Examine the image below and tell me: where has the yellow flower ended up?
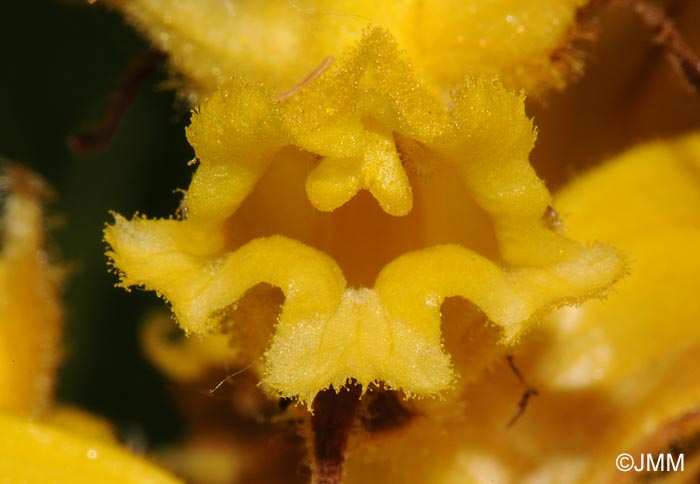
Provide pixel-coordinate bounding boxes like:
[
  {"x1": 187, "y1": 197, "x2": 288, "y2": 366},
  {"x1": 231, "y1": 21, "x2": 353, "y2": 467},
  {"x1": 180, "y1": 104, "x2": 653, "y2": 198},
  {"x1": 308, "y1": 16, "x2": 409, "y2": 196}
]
[
  {"x1": 107, "y1": 0, "x2": 592, "y2": 101},
  {"x1": 0, "y1": 166, "x2": 62, "y2": 417},
  {"x1": 342, "y1": 131, "x2": 700, "y2": 484},
  {"x1": 105, "y1": 28, "x2": 624, "y2": 405},
  {"x1": 0, "y1": 166, "x2": 185, "y2": 484},
  {"x1": 85, "y1": 1, "x2": 700, "y2": 483},
  {"x1": 0, "y1": 412, "x2": 185, "y2": 484}
]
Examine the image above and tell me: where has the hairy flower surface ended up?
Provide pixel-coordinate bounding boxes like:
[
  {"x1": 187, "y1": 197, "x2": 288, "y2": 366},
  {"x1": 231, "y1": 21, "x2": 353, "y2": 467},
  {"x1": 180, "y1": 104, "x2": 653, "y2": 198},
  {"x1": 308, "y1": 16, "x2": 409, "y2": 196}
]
[
  {"x1": 108, "y1": 0, "x2": 591, "y2": 101},
  {"x1": 0, "y1": 167, "x2": 185, "y2": 484},
  {"x1": 7, "y1": 1, "x2": 700, "y2": 483},
  {"x1": 0, "y1": 167, "x2": 62, "y2": 417},
  {"x1": 105, "y1": 29, "x2": 624, "y2": 405},
  {"x1": 341, "y1": 131, "x2": 700, "y2": 484}
]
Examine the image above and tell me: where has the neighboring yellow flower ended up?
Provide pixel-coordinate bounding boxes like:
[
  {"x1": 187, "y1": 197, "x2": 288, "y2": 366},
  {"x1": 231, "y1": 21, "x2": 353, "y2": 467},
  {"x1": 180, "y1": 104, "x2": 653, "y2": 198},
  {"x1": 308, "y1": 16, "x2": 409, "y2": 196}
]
[
  {"x1": 0, "y1": 167, "x2": 185, "y2": 484},
  {"x1": 341, "y1": 131, "x2": 700, "y2": 484},
  {"x1": 107, "y1": 0, "x2": 592, "y2": 101},
  {"x1": 105, "y1": 28, "x2": 624, "y2": 405},
  {"x1": 0, "y1": 412, "x2": 185, "y2": 484},
  {"x1": 537, "y1": 133, "x2": 700, "y2": 391},
  {"x1": 535, "y1": 132, "x2": 700, "y2": 484},
  {"x1": 0, "y1": 166, "x2": 62, "y2": 417}
]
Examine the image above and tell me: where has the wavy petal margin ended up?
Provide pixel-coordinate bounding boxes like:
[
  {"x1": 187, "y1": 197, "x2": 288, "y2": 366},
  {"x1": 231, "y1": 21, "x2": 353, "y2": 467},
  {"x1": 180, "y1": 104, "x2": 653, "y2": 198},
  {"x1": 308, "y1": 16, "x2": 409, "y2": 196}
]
[{"x1": 106, "y1": 30, "x2": 624, "y2": 405}]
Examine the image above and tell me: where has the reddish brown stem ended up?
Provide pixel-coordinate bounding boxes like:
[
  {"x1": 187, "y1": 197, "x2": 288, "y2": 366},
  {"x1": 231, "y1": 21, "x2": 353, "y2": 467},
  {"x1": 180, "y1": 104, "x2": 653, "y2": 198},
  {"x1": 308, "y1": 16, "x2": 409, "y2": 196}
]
[
  {"x1": 310, "y1": 384, "x2": 362, "y2": 484},
  {"x1": 68, "y1": 50, "x2": 165, "y2": 155},
  {"x1": 616, "y1": 0, "x2": 700, "y2": 92}
]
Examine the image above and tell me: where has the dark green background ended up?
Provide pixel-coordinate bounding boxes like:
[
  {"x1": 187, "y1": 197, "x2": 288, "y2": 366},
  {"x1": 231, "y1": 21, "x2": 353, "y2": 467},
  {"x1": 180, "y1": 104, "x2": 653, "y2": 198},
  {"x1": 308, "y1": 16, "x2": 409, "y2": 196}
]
[{"x1": 0, "y1": 0, "x2": 192, "y2": 443}]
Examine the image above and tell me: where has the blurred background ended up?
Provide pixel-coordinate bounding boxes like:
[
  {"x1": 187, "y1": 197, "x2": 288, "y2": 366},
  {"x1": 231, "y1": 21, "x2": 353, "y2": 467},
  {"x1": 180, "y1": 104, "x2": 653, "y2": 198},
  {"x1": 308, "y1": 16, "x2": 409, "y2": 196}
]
[{"x1": 0, "y1": 0, "x2": 192, "y2": 445}]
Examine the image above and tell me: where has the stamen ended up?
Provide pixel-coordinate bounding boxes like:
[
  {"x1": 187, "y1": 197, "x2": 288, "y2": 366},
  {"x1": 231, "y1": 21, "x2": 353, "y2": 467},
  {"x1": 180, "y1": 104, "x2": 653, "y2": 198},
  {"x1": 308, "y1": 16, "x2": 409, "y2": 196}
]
[
  {"x1": 208, "y1": 364, "x2": 253, "y2": 395},
  {"x1": 277, "y1": 56, "x2": 335, "y2": 101}
]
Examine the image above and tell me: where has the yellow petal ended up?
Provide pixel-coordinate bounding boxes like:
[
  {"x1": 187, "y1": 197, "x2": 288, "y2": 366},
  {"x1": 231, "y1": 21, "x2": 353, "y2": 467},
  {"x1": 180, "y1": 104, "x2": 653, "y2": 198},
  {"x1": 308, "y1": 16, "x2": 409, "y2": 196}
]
[
  {"x1": 344, "y1": 132, "x2": 700, "y2": 484},
  {"x1": 140, "y1": 311, "x2": 240, "y2": 382},
  {"x1": 555, "y1": 133, "x2": 700, "y2": 242},
  {"x1": 0, "y1": 166, "x2": 63, "y2": 417},
  {"x1": 44, "y1": 406, "x2": 118, "y2": 444},
  {"x1": 0, "y1": 412, "x2": 184, "y2": 484},
  {"x1": 537, "y1": 133, "x2": 700, "y2": 390},
  {"x1": 107, "y1": 0, "x2": 590, "y2": 100}
]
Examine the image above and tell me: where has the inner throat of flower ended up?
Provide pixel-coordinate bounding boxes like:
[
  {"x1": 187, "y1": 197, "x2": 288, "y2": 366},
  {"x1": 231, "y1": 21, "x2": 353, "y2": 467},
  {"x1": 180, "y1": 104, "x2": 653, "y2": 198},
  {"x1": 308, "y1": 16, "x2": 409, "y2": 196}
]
[{"x1": 223, "y1": 141, "x2": 499, "y2": 288}]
